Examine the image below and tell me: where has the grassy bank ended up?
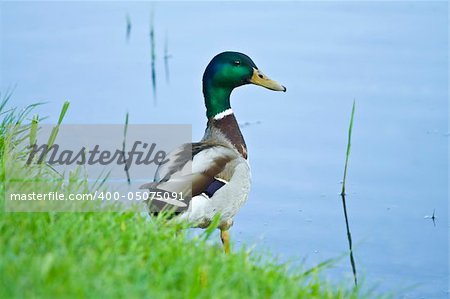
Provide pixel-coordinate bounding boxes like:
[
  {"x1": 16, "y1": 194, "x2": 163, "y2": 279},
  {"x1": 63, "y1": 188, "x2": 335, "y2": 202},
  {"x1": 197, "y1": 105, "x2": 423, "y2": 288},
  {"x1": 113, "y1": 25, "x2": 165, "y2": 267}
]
[{"x1": 0, "y1": 98, "x2": 375, "y2": 298}]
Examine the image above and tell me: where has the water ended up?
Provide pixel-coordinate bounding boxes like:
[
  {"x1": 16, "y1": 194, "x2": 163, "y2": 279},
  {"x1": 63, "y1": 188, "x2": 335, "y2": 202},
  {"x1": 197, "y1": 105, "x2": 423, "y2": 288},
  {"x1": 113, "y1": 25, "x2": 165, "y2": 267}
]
[{"x1": 1, "y1": 2, "x2": 448, "y2": 298}]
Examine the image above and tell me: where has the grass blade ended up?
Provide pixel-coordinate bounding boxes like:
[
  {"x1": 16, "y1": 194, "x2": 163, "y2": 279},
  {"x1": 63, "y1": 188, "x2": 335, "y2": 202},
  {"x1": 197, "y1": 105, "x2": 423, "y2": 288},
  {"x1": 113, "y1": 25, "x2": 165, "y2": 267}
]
[
  {"x1": 339, "y1": 100, "x2": 358, "y2": 286},
  {"x1": 122, "y1": 112, "x2": 131, "y2": 184},
  {"x1": 40, "y1": 101, "x2": 70, "y2": 167},
  {"x1": 341, "y1": 100, "x2": 355, "y2": 196},
  {"x1": 149, "y1": 10, "x2": 157, "y2": 104},
  {"x1": 29, "y1": 114, "x2": 39, "y2": 146}
]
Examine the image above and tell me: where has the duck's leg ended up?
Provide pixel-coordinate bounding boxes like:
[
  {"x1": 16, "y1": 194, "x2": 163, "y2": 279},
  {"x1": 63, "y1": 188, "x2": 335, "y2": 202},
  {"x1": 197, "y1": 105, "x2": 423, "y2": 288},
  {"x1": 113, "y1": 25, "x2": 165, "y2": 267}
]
[{"x1": 220, "y1": 229, "x2": 230, "y2": 254}]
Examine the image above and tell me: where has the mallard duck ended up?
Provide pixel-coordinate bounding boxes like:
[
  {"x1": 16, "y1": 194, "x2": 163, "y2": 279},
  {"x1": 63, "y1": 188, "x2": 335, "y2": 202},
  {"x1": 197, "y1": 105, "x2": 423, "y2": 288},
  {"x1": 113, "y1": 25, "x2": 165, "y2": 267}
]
[{"x1": 141, "y1": 51, "x2": 285, "y2": 253}]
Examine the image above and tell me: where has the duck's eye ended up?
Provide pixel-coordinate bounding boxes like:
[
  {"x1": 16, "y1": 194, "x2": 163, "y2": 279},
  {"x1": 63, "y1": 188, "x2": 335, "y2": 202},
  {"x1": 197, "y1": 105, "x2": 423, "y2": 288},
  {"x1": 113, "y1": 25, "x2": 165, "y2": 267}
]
[{"x1": 233, "y1": 60, "x2": 241, "y2": 66}]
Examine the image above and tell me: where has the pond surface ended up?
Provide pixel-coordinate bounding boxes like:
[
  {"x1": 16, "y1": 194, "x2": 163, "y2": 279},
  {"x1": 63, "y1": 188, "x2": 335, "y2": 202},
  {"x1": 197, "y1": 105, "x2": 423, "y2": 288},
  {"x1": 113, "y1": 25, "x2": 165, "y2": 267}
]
[{"x1": 1, "y1": 2, "x2": 448, "y2": 298}]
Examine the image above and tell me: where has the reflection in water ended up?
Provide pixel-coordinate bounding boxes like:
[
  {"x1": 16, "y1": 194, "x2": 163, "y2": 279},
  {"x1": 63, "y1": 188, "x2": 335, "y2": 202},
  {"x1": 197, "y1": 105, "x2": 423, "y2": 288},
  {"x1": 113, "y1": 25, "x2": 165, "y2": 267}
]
[
  {"x1": 149, "y1": 12, "x2": 157, "y2": 105},
  {"x1": 341, "y1": 193, "x2": 358, "y2": 286},
  {"x1": 239, "y1": 120, "x2": 262, "y2": 128},
  {"x1": 424, "y1": 209, "x2": 437, "y2": 227},
  {"x1": 125, "y1": 14, "x2": 131, "y2": 42},
  {"x1": 164, "y1": 31, "x2": 172, "y2": 84}
]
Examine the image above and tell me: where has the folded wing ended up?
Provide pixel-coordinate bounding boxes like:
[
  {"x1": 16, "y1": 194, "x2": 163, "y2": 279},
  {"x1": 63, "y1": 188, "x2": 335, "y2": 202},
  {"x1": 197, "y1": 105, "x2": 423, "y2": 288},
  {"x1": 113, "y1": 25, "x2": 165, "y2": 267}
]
[{"x1": 140, "y1": 141, "x2": 237, "y2": 213}]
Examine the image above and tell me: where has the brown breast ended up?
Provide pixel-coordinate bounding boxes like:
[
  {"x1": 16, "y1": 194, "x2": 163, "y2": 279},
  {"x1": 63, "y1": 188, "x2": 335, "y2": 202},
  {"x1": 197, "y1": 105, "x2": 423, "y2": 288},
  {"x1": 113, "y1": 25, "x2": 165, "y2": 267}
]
[{"x1": 207, "y1": 114, "x2": 248, "y2": 159}]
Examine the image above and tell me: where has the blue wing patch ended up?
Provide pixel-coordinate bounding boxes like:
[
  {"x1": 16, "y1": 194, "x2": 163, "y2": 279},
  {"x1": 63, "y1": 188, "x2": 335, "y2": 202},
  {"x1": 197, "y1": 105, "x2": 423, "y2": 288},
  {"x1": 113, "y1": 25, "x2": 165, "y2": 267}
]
[{"x1": 203, "y1": 179, "x2": 226, "y2": 198}]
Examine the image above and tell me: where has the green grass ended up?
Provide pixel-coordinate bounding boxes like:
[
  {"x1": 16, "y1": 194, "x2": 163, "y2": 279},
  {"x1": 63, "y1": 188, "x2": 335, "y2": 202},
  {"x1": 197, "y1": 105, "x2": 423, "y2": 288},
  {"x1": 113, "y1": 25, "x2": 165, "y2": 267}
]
[
  {"x1": 341, "y1": 100, "x2": 356, "y2": 196},
  {"x1": 339, "y1": 100, "x2": 358, "y2": 286},
  {"x1": 0, "y1": 211, "x2": 371, "y2": 299},
  {"x1": 0, "y1": 97, "x2": 380, "y2": 298}
]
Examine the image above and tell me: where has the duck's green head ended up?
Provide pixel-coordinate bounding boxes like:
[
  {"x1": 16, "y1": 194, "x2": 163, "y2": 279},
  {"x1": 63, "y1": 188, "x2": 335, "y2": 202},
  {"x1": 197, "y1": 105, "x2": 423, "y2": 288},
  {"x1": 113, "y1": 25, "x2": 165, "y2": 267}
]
[{"x1": 203, "y1": 51, "x2": 286, "y2": 119}]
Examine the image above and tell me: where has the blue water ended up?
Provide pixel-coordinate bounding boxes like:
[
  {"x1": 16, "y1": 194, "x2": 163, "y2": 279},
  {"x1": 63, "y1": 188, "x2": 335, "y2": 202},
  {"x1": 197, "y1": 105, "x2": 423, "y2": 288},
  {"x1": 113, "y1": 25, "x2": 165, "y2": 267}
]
[{"x1": 1, "y1": 2, "x2": 448, "y2": 298}]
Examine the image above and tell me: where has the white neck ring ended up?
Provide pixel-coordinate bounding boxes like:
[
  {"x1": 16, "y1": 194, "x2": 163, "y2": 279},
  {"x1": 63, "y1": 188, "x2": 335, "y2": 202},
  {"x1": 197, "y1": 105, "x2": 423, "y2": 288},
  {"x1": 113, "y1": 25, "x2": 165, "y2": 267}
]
[{"x1": 213, "y1": 108, "x2": 233, "y2": 120}]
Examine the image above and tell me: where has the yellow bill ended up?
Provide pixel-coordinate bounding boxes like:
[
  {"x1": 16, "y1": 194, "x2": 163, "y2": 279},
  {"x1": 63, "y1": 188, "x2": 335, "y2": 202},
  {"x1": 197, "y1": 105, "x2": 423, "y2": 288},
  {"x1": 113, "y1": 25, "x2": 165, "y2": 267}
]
[{"x1": 249, "y1": 67, "x2": 286, "y2": 92}]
